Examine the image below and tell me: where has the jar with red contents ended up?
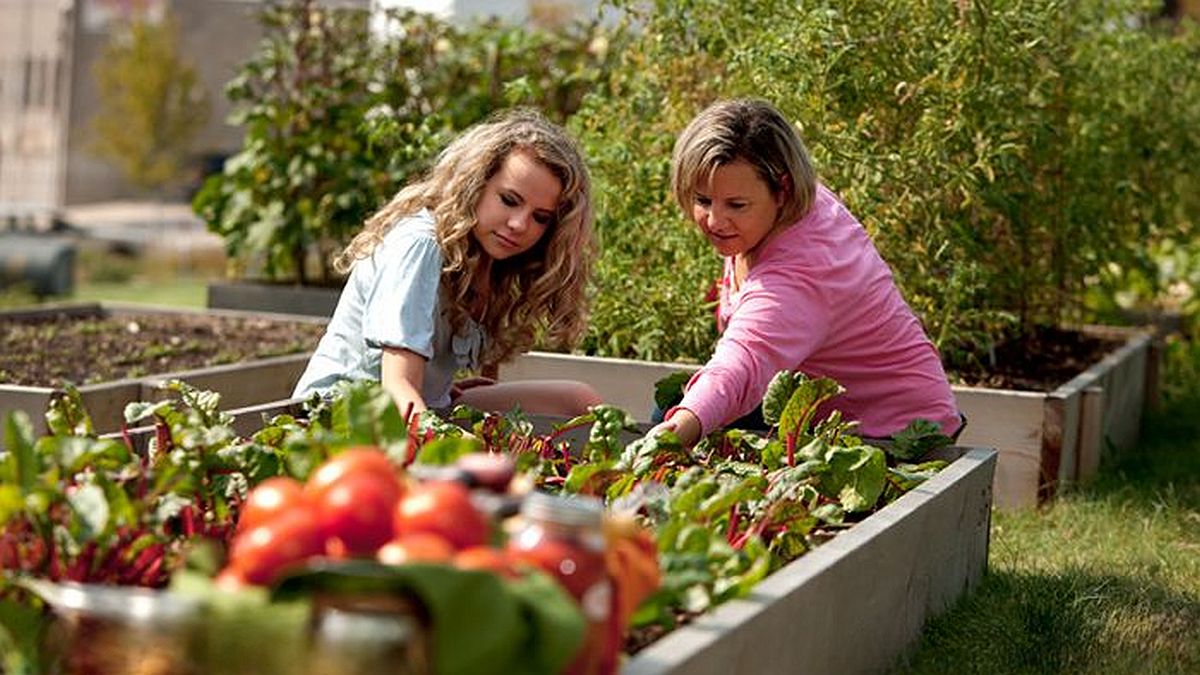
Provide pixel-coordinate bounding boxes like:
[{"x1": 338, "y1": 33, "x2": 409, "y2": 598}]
[{"x1": 506, "y1": 492, "x2": 612, "y2": 675}]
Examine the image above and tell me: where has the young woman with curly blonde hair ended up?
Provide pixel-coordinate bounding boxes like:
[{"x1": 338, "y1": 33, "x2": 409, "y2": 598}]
[{"x1": 294, "y1": 108, "x2": 601, "y2": 417}]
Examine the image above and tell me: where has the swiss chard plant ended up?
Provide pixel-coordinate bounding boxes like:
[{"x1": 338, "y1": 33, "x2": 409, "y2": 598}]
[{"x1": 0, "y1": 371, "x2": 952, "y2": 662}]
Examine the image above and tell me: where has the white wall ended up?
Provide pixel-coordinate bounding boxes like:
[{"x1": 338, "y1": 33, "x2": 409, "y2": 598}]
[
  {"x1": 0, "y1": 0, "x2": 72, "y2": 214},
  {"x1": 373, "y1": 0, "x2": 604, "y2": 24}
]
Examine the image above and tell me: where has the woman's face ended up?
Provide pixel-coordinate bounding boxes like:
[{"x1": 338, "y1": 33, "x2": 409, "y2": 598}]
[
  {"x1": 473, "y1": 150, "x2": 562, "y2": 261},
  {"x1": 690, "y1": 159, "x2": 783, "y2": 258}
]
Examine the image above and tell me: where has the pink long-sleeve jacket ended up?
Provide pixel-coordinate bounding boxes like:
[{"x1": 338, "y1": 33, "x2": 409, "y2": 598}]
[{"x1": 675, "y1": 183, "x2": 961, "y2": 439}]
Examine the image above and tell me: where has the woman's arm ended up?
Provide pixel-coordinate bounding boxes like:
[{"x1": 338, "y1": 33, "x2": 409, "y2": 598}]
[
  {"x1": 381, "y1": 346, "x2": 429, "y2": 416},
  {"x1": 676, "y1": 270, "x2": 830, "y2": 441}
]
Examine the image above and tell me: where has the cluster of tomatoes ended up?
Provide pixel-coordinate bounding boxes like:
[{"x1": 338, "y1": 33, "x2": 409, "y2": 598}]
[{"x1": 218, "y1": 446, "x2": 516, "y2": 587}]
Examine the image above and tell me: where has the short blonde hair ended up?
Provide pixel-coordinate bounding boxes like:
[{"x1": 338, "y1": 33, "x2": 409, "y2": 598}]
[
  {"x1": 339, "y1": 108, "x2": 595, "y2": 366},
  {"x1": 671, "y1": 99, "x2": 817, "y2": 227}
]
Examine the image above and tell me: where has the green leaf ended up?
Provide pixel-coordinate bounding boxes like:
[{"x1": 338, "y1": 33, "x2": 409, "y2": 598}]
[
  {"x1": 562, "y1": 459, "x2": 616, "y2": 494},
  {"x1": 44, "y1": 385, "x2": 94, "y2": 437},
  {"x1": 761, "y1": 370, "x2": 804, "y2": 426},
  {"x1": 584, "y1": 405, "x2": 638, "y2": 461},
  {"x1": 765, "y1": 460, "x2": 829, "y2": 503},
  {"x1": 669, "y1": 478, "x2": 718, "y2": 516},
  {"x1": 0, "y1": 485, "x2": 23, "y2": 525},
  {"x1": 888, "y1": 460, "x2": 949, "y2": 492},
  {"x1": 66, "y1": 483, "x2": 109, "y2": 539},
  {"x1": 415, "y1": 437, "x2": 482, "y2": 466},
  {"x1": 821, "y1": 445, "x2": 888, "y2": 513},
  {"x1": 124, "y1": 400, "x2": 172, "y2": 425},
  {"x1": 3, "y1": 412, "x2": 38, "y2": 493},
  {"x1": 653, "y1": 371, "x2": 691, "y2": 411},
  {"x1": 778, "y1": 377, "x2": 845, "y2": 441},
  {"x1": 812, "y1": 502, "x2": 845, "y2": 525},
  {"x1": 47, "y1": 437, "x2": 132, "y2": 474},
  {"x1": 697, "y1": 475, "x2": 767, "y2": 520},
  {"x1": 0, "y1": 598, "x2": 48, "y2": 675},
  {"x1": 888, "y1": 418, "x2": 954, "y2": 461}
]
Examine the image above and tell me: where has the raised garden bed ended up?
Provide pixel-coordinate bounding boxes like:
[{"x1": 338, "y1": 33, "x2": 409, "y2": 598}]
[
  {"x1": 0, "y1": 303, "x2": 326, "y2": 438},
  {"x1": 206, "y1": 280, "x2": 342, "y2": 318},
  {"x1": 952, "y1": 325, "x2": 1156, "y2": 508},
  {"x1": 499, "y1": 325, "x2": 1157, "y2": 509},
  {"x1": 625, "y1": 445, "x2": 995, "y2": 674},
  {"x1": 95, "y1": 390, "x2": 996, "y2": 674}
]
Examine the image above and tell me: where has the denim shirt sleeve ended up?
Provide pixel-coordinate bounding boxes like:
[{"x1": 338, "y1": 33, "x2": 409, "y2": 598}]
[{"x1": 361, "y1": 227, "x2": 443, "y2": 359}]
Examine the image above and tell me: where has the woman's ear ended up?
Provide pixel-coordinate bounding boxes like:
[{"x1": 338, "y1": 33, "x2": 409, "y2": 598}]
[{"x1": 776, "y1": 173, "x2": 793, "y2": 208}]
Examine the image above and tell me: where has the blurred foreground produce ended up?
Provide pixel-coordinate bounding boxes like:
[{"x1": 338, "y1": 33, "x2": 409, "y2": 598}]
[{"x1": 0, "y1": 372, "x2": 947, "y2": 673}]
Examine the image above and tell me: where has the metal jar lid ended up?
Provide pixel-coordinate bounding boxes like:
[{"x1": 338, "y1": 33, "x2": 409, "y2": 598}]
[
  {"x1": 519, "y1": 491, "x2": 604, "y2": 528},
  {"x1": 21, "y1": 578, "x2": 203, "y2": 625}
]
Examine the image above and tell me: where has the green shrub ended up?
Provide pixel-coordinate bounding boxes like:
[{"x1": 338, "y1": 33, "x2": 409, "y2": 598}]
[
  {"x1": 90, "y1": 9, "x2": 209, "y2": 195},
  {"x1": 193, "y1": 0, "x2": 622, "y2": 285},
  {"x1": 574, "y1": 0, "x2": 1200, "y2": 364}
]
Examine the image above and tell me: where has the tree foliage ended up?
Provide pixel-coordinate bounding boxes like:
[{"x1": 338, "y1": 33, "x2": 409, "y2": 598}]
[
  {"x1": 572, "y1": 0, "x2": 1200, "y2": 364},
  {"x1": 193, "y1": 0, "x2": 622, "y2": 285},
  {"x1": 195, "y1": 0, "x2": 1200, "y2": 363},
  {"x1": 90, "y1": 9, "x2": 210, "y2": 194}
]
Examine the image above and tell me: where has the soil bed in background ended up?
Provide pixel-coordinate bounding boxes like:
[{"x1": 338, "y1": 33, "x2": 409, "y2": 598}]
[
  {"x1": 1, "y1": 311, "x2": 326, "y2": 386},
  {"x1": 945, "y1": 326, "x2": 1126, "y2": 392}
]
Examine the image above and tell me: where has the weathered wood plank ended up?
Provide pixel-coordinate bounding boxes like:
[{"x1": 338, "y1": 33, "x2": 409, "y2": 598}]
[{"x1": 624, "y1": 447, "x2": 996, "y2": 675}]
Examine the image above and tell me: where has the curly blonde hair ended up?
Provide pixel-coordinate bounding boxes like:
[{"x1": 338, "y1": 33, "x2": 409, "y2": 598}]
[{"x1": 337, "y1": 108, "x2": 595, "y2": 367}]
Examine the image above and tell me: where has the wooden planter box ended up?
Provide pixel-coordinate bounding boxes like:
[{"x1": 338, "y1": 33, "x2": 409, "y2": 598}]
[
  {"x1": 0, "y1": 304, "x2": 323, "y2": 439},
  {"x1": 207, "y1": 280, "x2": 342, "y2": 318},
  {"x1": 953, "y1": 326, "x2": 1156, "y2": 508},
  {"x1": 499, "y1": 326, "x2": 1157, "y2": 510},
  {"x1": 625, "y1": 446, "x2": 996, "y2": 675}
]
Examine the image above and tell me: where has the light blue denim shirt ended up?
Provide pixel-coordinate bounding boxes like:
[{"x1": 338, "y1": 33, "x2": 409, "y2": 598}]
[{"x1": 292, "y1": 210, "x2": 484, "y2": 408}]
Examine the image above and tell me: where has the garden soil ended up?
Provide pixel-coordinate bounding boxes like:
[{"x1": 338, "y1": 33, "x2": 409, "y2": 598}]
[
  {"x1": 946, "y1": 326, "x2": 1125, "y2": 391},
  {"x1": 1, "y1": 311, "x2": 326, "y2": 387},
  {"x1": 1, "y1": 312, "x2": 1123, "y2": 394}
]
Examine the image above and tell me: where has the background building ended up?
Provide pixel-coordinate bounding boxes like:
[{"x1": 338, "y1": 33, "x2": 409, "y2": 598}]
[
  {"x1": 371, "y1": 0, "x2": 601, "y2": 25},
  {"x1": 0, "y1": 0, "x2": 369, "y2": 220},
  {"x1": 0, "y1": 0, "x2": 602, "y2": 220}
]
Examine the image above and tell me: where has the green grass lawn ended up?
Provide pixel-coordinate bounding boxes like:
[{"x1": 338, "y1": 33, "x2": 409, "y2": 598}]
[
  {"x1": 69, "y1": 275, "x2": 210, "y2": 309},
  {"x1": 895, "y1": 340, "x2": 1200, "y2": 675}
]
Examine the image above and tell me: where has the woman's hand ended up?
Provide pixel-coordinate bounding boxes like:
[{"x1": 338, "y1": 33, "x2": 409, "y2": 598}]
[{"x1": 646, "y1": 408, "x2": 702, "y2": 448}]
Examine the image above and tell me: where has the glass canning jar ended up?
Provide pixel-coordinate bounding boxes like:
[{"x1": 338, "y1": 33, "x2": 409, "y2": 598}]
[{"x1": 506, "y1": 491, "x2": 611, "y2": 675}]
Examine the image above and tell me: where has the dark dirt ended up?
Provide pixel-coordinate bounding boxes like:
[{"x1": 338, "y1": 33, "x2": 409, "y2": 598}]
[
  {"x1": 0, "y1": 311, "x2": 327, "y2": 387},
  {"x1": 945, "y1": 325, "x2": 1127, "y2": 392},
  {"x1": 1, "y1": 310, "x2": 1125, "y2": 394}
]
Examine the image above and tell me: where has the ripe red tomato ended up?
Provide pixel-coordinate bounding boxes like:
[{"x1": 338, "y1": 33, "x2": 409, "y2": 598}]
[
  {"x1": 228, "y1": 507, "x2": 325, "y2": 586},
  {"x1": 377, "y1": 533, "x2": 456, "y2": 566},
  {"x1": 306, "y1": 447, "x2": 403, "y2": 505},
  {"x1": 508, "y1": 537, "x2": 608, "y2": 600},
  {"x1": 237, "y1": 476, "x2": 307, "y2": 533},
  {"x1": 316, "y1": 473, "x2": 398, "y2": 556},
  {"x1": 394, "y1": 481, "x2": 489, "y2": 550},
  {"x1": 452, "y1": 546, "x2": 518, "y2": 579}
]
